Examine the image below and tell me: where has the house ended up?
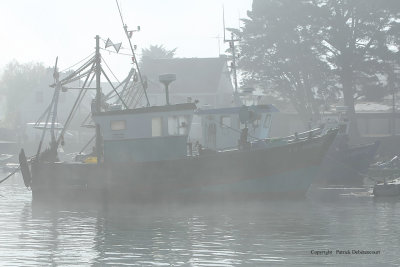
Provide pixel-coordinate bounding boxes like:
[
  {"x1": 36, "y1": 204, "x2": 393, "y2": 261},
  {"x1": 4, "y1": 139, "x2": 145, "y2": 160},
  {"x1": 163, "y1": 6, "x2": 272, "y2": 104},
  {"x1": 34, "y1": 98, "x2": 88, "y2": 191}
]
[
  {"x1": 354, "y1": 101, "x2": 400, "y2": 137},
  {"x1": 140, "y1": 57, "x2": 235, "y2": 108}
]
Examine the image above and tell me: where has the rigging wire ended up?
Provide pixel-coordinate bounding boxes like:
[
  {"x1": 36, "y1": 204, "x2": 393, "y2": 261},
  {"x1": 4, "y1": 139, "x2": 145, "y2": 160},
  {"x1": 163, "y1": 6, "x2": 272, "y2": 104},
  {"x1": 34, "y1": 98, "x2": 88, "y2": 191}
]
[
  {"x1": 79, "y1": 134, "x2": 96, "y2": 154},
  {"x1": 53, "y1": 56, "x2": 95, "y2": 87},
  {"x1": 104, "y1": 69, "x2": 134, "y2": 104},
  {"x1": 101, "y1": 55, "x2": 120, "y2": 84},
  {"x1": 100, "y1": 47, "x2": 141, "y2": 57},
  {"x1": 56, "y1": 63, "x2": 96, "y2": 147},
  {"x1": 60, "y1": 52, "x2": 95, "y2": 73},
  {"x1": 101, "y1": 68, "x2": 128, "y2": 109}
]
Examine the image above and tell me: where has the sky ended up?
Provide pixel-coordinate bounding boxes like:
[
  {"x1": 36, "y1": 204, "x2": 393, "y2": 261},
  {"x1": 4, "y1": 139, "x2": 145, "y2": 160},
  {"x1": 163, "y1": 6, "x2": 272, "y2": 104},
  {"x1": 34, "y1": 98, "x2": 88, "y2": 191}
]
[{"x1": 0, "y1": 0, "x2": 252, "y2": 79}]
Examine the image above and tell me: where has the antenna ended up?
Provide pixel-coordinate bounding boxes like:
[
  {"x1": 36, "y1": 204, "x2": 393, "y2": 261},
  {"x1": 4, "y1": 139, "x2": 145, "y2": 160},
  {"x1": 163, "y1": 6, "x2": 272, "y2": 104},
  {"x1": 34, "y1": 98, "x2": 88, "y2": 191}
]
[
  {"x1": 116, "y1": 0, "x2": 150, "y2": 107},
  {"x1": 223, "y1": 5, "x2": 226, "y2": 42},
  {"x1": 222, "y1": 6, "x2": 240, "y2": 100}
]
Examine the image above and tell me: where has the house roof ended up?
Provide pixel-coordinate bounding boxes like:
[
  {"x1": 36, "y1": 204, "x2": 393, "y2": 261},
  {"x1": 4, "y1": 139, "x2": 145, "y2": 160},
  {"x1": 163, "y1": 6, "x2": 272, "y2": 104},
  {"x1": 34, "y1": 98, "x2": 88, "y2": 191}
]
[
  {"x1": 141, "y1": 57, "x2": 232, "y2": 94},
  {"x1": 355, "y1": 102, "x2": 399, "y2": 113}
]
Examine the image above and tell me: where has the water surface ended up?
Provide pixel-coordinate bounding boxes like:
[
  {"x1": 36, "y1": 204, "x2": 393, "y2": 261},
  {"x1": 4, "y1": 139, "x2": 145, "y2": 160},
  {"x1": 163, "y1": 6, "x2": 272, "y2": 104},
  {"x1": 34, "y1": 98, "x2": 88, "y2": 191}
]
[{"x1": 0, "y1": 174, "x2": 399, "y2": 266}]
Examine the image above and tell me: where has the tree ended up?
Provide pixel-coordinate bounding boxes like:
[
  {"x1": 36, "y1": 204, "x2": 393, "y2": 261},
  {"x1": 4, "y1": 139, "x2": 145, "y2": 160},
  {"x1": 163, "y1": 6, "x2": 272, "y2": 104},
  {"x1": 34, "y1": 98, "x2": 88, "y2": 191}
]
[
  {"x1": 317, "y1": 0, "x2": 400, "y2": 108},
  {"x1": 239, "y1": 0, "x2": 400, "y2": 136},
  {"x1": 0, "y1": 61, "x2": 49, "y2": 127},
  {"x1": 140, "y1": 44, "x2": 177, "y2": 64},
  {"x1": 239, "y1": 0, "x2": 334, "y2": 124},
  {"x1": 313, "y1": 0, "x2": 400, "y2": 138}
]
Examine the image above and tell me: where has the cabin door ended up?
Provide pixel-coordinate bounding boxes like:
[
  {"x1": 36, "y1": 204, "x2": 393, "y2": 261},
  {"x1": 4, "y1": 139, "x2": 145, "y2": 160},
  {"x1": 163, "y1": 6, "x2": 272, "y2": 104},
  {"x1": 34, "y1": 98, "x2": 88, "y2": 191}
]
[{"x1": 207, "y1": 123, "x2": 217, "y2": 150}]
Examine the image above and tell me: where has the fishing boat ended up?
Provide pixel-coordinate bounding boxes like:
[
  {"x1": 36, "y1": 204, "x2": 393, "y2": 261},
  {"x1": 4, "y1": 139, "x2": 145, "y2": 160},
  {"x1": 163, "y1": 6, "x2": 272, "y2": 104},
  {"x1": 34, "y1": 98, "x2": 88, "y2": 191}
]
[
  {"x1": 368, "y1": 155, "x2": 400, "y2": 181},
  {"x1": 320, "y1": 139, "x2": 380, "y2": 186},
  {"x1": 17, "y1": 33, "x2": 338, "y2": 203},
  {"x1": 373, "y1": 179, "x2": 400, "y2": 198},
  {"x1": 26, "y1": 119, "x2": 338, "y2": 203},
  {"x1": 317, "y1": 110, "x2": 380, "y2": 186},
  {"x1": 196, "y1": 105, "x2": 379, "y2": 187}
]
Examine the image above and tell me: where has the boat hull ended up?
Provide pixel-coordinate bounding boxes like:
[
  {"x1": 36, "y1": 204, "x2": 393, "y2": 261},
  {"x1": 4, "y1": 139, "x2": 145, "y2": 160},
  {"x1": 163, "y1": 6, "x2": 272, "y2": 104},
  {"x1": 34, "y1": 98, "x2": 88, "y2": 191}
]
[
  {"x1": 319, "y1": 139, "x2": 379, "y2": 186},
  {"x1": 373, "y1": 183, "x2": 400, "y2": 197},
  {"x1": 30, "y1": 130, "x2": 337, "y2": 203}
]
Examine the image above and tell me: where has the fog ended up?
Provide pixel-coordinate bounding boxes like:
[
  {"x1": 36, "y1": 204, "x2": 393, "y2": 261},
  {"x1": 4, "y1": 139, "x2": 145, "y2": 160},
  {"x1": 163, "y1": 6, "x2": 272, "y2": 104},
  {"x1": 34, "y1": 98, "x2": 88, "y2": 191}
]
[
  {"x1": 1, "y1": 0, "x2": 400, "y2": 266},
  {"x1": 0, "y1": 0, "x2": 251, "y2": 78}
]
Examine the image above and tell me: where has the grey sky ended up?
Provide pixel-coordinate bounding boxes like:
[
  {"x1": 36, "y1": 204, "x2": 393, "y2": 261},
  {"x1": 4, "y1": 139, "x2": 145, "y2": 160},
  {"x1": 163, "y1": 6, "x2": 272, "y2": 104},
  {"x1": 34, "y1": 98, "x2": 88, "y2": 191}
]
[{"x1": 0, "y1": 0, "x2": 251, "y2": 78}]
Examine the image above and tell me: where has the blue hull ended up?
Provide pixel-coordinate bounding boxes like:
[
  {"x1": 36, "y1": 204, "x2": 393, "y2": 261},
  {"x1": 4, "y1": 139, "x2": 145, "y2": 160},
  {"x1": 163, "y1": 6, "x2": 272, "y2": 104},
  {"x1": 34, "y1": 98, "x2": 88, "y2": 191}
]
[{"x1": 29, "y1": 130, "x2": 337, "y2": 203}]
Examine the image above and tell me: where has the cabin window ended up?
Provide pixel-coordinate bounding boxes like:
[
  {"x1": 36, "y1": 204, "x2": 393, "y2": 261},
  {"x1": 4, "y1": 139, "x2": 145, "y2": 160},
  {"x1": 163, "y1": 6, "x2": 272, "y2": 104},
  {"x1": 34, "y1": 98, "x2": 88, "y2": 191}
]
[
  {"x1": 111, "y1": 120, "x2": 126, "y2": 131},
  {"x1": 179, "y1": 116, "x2": 189, "y2": 135},
  {"x1": 152, "y1": 117, "x2": 162, "y2": 137},
  {"x1": 220, "y1": 116, "x2": 232, "y2": 128},
  {"x1": 252, "y1": 113, "x2": 262, "y2": 128},
  {"x1": 263, "y1": 114, "x2": 271, "y2": 128},
  {"x1": 168, "y1": 116, "x2": 178, "y2": 135},
  {"x1": 168, "y1": 116, "x2": 189, "y2": 135}
]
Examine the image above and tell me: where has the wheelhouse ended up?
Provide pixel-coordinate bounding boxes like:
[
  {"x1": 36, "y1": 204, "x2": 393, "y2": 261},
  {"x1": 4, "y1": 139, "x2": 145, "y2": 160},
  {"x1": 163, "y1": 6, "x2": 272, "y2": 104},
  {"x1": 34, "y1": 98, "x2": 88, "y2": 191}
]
[{"x1": 93, "y1": 103, "x2": 196, "y2": 162}]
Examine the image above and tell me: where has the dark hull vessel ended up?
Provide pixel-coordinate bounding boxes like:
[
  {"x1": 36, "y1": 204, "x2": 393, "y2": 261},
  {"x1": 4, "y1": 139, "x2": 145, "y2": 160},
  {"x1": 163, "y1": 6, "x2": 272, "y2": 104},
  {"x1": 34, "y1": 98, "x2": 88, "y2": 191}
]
[
  {"x1": 320, "y1": 137, "x2": 379, "y2": 186},
  {"x1": 373, "y1": 182, "x2": 400, "y2": 198},
  {"x1": 29, "y1": 129, "x2": 337, "y2": 203}
]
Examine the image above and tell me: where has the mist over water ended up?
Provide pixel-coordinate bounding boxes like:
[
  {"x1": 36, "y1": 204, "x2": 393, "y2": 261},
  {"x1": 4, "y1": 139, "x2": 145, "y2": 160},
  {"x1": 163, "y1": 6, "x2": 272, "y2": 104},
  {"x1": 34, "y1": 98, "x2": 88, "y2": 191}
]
[{"x1": 1, "y1": 174, "x2": 400, "y2": 266}]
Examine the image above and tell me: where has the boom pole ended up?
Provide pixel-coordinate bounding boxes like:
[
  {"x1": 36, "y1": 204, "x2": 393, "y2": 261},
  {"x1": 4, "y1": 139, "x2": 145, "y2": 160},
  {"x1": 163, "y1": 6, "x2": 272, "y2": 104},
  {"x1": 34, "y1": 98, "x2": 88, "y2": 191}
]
[
  {"x1": 95, "y1": 35, "x2": 103, "y2": 163},
  {"x1": 116, "y1": 0, "x2": 150, "y2": 107},
  {"x1": 50, "y1": 57, "x2": 61, "y2": 151}
]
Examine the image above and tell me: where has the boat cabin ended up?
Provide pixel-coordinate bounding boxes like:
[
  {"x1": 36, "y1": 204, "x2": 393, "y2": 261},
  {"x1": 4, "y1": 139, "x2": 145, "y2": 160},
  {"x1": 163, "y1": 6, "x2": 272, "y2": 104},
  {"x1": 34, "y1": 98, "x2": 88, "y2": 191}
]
[
  {"x1": 92, "y1": 103, "x2": 196, "y2": 162},
  {"x1": 196, "y1": 104, "x2": 279, "y2": 150}
]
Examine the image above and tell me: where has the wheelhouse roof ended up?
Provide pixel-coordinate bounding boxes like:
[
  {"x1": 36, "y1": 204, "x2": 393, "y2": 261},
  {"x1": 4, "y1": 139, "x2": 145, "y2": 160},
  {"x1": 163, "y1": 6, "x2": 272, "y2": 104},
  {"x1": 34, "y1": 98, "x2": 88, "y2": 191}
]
[
  {"x1": 93, "y1": 103, "x2": 197, "y2": 117},
  {"x1": 195, "y1": 104, "x2": 279, "y2": 115}
]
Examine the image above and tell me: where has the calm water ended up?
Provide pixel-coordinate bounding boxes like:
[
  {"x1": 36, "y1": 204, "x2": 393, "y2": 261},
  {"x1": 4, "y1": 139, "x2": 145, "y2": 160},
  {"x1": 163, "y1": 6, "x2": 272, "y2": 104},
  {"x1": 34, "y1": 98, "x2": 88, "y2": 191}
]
[{"x1": 1, "y1": 173, "x2": 400, "y2": 266}]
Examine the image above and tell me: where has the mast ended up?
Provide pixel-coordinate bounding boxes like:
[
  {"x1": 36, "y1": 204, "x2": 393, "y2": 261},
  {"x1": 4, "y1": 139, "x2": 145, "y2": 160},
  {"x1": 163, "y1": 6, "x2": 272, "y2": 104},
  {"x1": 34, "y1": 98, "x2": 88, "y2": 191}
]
[
  {"x1": 116, "y1": 0, "x2": 150, "y2": 107},
  {"x1": 95, "y1": 35, "x2": 103, "y2": 163},
  {"x1": 35, "y1": 57, "x2": 61, "y2": 162},
  {"x1": 50, "y1": 57, "x2": 60, "y2": 149},
  {"x1": 95, "y1": 35, "x2": 101, "y2": 114},
  {"x1": 223, "y1": 7, "x2": 241, "y2": 106},
  {"x1": 228, "y1": 33, "x2": 239, "y2": 94}
]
